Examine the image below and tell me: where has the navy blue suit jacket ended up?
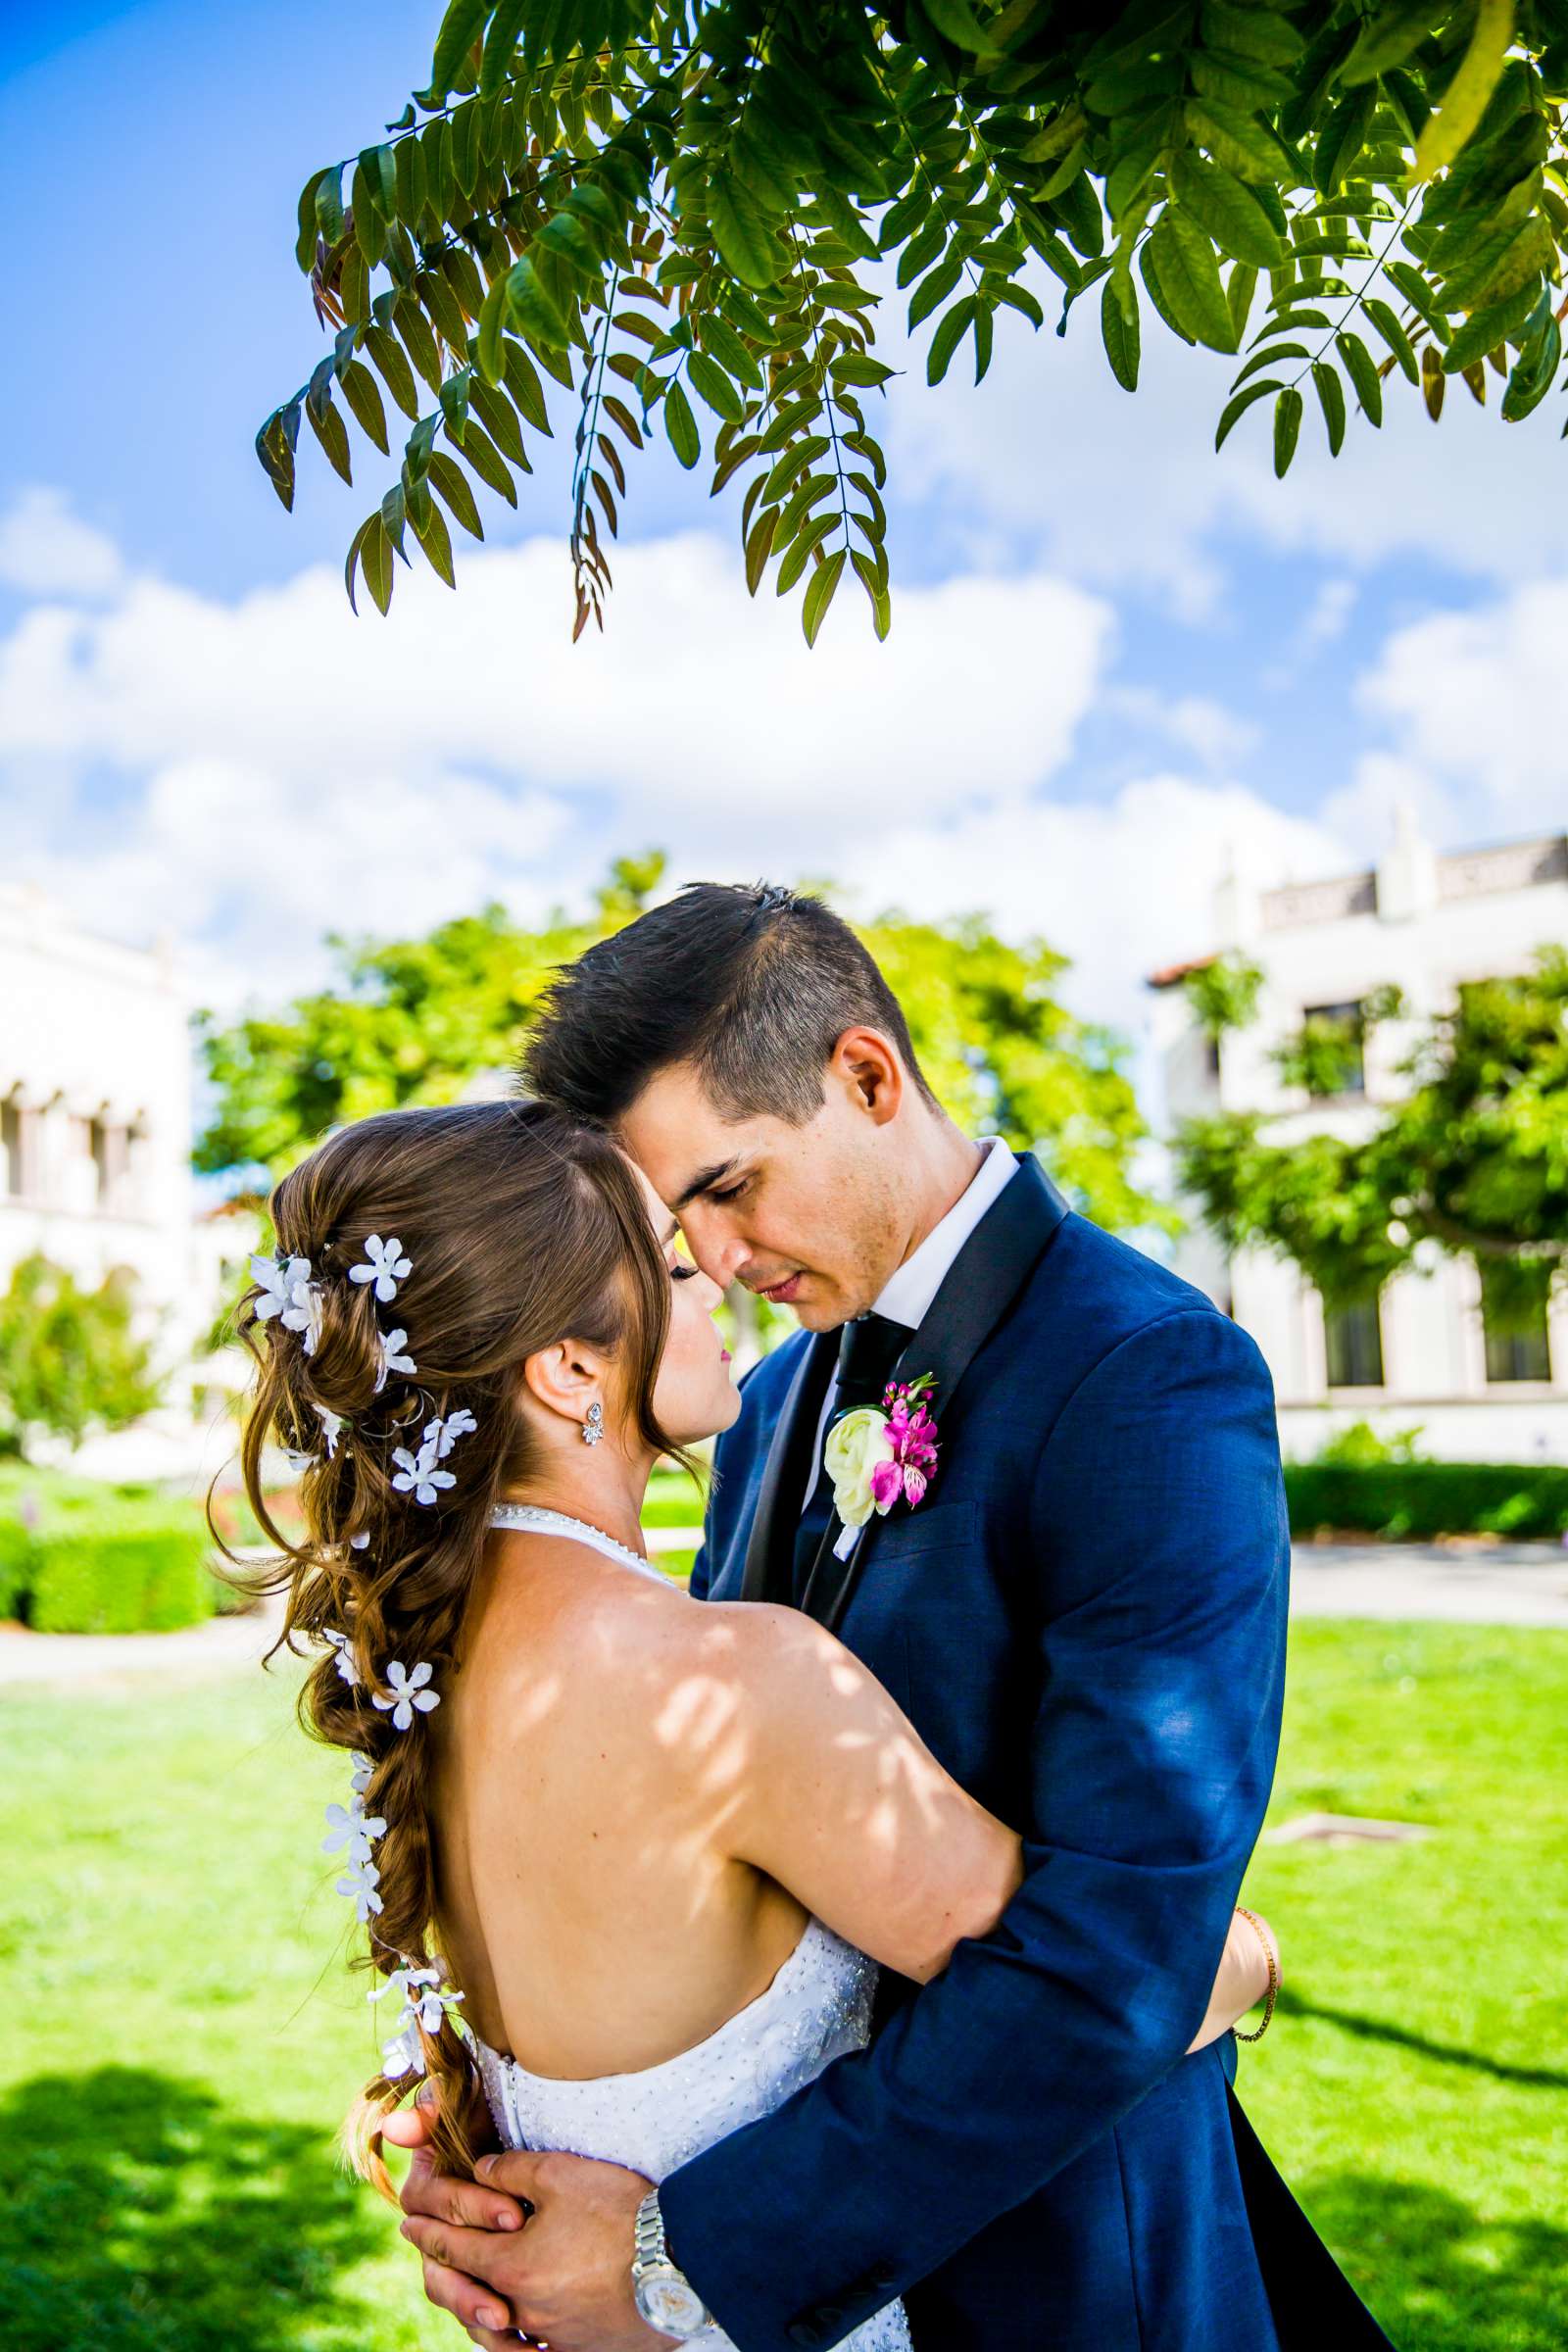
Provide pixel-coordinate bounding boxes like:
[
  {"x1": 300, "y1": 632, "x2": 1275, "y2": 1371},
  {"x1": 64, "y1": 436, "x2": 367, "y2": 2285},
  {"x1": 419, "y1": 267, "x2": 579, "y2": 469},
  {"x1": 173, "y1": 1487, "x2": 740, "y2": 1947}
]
[{"x1": 659, "y1": 1161, "x2": 1383, "y2": 2352}]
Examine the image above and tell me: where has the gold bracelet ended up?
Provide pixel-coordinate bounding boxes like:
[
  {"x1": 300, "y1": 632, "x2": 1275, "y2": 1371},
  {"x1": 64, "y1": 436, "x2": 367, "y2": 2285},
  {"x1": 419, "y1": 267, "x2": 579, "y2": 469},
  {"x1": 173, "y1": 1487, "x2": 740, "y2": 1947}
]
[{"x1": 1232, "y1": 1904, "x2": 1279, "y2": 2043}]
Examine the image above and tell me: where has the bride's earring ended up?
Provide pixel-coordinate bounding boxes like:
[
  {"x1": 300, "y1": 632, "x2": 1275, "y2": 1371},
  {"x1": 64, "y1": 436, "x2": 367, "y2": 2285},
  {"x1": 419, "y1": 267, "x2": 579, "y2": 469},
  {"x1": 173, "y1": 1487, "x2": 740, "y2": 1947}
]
[{"x1": 582, "y1": 1400, "x2": 605, "y2": 1447}]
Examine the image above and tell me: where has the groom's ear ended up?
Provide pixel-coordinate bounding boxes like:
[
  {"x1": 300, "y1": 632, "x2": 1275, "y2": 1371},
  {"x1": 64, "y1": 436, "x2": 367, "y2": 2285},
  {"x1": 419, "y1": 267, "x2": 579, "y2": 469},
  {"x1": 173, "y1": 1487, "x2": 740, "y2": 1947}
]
[{"x1": 829, "y1": 1027, "x2": 906, "y2": 1125}]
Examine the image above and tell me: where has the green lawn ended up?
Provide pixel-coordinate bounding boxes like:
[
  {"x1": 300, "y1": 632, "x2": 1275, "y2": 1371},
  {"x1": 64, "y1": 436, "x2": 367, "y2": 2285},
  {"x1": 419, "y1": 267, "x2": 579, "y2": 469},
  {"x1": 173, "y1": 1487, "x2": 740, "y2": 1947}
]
[{"x1": 4, "y1": 1618, "x2": 1564, "y2": 2351}]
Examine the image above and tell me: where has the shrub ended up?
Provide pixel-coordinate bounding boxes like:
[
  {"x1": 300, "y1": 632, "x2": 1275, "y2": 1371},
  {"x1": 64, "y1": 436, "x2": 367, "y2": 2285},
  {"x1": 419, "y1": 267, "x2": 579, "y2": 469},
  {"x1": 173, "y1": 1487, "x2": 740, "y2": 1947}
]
[
  {"x1": 0, "y1": 1254, "x2": 164, "y2": 1457},
  {"x1": 1286, "y1": 1462, "x2": 1568, "y2": 1544},
  {"x1": 18, "y1": 1502, "x2": 215, "y2": 1635},
  {"x1": 0, "y1": 1513, "x2": 31, "y2": 1621},
  {"x1": 1311, "y1": 1419, "x2": 1427, "y2": 1469}
]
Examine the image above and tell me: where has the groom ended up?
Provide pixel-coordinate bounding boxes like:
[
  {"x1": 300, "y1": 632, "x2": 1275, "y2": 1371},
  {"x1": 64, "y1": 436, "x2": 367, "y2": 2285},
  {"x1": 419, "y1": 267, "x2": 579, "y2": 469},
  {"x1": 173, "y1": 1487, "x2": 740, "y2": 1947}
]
[{"x1": 394, "y1": 883, "x2": 1392, "y2": 2350}]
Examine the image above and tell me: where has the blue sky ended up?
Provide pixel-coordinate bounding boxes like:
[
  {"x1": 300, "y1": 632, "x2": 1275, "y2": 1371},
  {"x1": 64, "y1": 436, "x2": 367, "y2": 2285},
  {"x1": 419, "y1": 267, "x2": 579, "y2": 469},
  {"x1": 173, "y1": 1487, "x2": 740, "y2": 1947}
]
[{"x1": 3, "y1": 1, "x2": 1564, "y2": 1054}]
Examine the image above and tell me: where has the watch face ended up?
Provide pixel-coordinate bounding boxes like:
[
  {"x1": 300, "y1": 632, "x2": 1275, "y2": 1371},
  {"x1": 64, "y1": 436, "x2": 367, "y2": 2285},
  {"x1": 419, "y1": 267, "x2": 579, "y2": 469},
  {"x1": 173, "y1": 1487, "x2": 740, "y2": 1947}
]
[{"x1": 635, "y1": 2272, "x2": 709, "y2": 2335}]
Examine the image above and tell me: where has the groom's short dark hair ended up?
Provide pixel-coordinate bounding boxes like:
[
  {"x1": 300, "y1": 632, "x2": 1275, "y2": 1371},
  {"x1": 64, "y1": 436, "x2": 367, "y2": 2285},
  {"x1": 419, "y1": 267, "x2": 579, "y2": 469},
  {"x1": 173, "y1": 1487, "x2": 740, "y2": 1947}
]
[{"x1": 523, "y1": 882, "x2": 933, "y2": 1126}]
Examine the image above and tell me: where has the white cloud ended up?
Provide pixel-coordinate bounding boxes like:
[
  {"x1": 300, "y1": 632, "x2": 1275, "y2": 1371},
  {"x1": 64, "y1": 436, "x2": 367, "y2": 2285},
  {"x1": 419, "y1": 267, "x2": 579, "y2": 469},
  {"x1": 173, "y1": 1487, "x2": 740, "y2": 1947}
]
[
  {"x1": 1298, "y1": 576, "x2": 1358, "y2": 656},
  {"x1": 885, "y1": 281, "x2": 1568, "y2": 610},
  {"x1": 1, "y1": 523, "x2": 1121, "y2": 1004},
  {"x1": 0, "y1": 531, "x2": 1110, "y2": 835},
  {"x1": 830, "y1": 772, "x2": 1348, "y2": 1038},
  {"x1": 1106, "y1": 685, "x2": 1261, "y2": 771},
  {"x1": 0, "y1": 488, "x2": 123, "y2": 599},
  {"x1": 1326, "y1": 579, "x2": 1568, "y2": 850}
]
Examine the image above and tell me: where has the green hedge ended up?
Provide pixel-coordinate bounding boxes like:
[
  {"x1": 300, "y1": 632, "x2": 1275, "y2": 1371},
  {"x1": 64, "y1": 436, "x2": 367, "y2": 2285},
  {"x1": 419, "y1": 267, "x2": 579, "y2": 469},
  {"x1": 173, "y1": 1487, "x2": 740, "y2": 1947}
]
[
  {"x1": 0, "y1": 1493, "x2": 217, "y2": 1634},
  {"x1": 0, "y1": 1512, "x2": 30, "y2": 1621},
  {"x1": 1286, "y1": 1461, "x2": 1568, "y2": 1542}
]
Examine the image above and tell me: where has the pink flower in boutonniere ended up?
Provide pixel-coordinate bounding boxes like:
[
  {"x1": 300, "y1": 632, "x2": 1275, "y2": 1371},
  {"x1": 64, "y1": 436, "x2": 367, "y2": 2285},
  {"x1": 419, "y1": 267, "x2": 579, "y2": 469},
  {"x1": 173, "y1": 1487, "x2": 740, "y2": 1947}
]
[
  {"x1": 869, "y1": 1376, "x2": 941, "y2": 1511},
  {"x1": 824, "y1": 1372, "x2": 941, "y2": 1560}
]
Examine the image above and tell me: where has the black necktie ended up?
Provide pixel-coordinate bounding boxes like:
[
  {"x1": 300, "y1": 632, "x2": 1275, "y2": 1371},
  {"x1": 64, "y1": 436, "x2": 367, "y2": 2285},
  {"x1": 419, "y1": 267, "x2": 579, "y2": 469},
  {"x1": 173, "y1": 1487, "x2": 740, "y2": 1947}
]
[{"x1": 792, "y1": 1311, "x2": 910, "y2": 1601}]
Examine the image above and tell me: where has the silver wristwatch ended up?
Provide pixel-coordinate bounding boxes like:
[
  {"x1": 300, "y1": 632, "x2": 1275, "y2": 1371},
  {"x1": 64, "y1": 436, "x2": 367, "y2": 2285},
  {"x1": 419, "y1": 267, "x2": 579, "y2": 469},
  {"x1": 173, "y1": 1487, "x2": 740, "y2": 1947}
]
[{"x1": 631, "y1": 2187, "x2": 711, "y2": 2339}]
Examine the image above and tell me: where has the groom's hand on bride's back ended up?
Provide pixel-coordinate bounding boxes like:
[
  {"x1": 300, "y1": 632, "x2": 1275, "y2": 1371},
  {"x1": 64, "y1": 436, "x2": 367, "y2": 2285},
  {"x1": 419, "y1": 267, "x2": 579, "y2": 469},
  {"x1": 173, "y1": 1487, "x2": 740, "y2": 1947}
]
[{"x1": 387, "y1": 2096, "x2": 667, "y2": 2350}]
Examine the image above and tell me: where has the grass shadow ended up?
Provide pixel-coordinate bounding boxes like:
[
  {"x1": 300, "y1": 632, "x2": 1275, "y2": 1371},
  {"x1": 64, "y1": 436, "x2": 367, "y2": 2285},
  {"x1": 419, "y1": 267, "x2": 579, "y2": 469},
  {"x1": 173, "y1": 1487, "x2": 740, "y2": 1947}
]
[
  {"x1": 1277, "y1": 1989, "x2": 1568, "y2": 2091},
  {"x1": 0, "y1": 2066, "x2": 395, "y2": 2352},
  {"x1": 1302, "y1": 2172, "x2": 1568, "y2": 2351}
]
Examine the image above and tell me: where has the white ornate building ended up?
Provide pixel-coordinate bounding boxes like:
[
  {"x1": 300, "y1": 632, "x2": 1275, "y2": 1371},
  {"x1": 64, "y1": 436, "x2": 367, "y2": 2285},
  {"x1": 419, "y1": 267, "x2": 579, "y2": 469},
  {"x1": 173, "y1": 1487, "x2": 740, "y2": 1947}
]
[
  {"x1": 1149, "y1": 817, "x2": 1568, "y2": 1463},
  {"x1": 0, "y1": 884, "x2": 200, "y2": 1366}
]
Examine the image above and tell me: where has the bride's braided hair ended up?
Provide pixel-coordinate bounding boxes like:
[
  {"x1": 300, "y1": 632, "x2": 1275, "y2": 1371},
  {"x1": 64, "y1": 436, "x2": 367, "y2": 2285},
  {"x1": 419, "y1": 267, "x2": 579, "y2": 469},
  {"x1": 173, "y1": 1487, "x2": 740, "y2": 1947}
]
[{"x1": 221, "y1": 1099, "x2": 684, "y2": 2193}]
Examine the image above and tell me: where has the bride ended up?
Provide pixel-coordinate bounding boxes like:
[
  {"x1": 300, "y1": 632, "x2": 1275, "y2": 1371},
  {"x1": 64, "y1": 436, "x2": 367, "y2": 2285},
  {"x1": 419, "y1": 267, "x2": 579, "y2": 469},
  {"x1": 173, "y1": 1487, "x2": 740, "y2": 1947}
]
[{"x1": 235, "y1": 1097, "x2": 1278, "y2": 2352}]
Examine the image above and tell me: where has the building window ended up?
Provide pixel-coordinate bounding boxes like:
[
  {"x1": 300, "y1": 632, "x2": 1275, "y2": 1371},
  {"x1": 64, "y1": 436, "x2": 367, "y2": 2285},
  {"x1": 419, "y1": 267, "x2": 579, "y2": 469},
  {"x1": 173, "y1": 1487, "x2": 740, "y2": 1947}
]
[
  {"x1": 1, "y1": 1099, "x2": 20, "y2": 1197},
  {"x1": 1325, "y1": 1296, "x2": 1385, "y2": 1389},
  {"x1": 1483, "y1": 1293, "x2": 1552, "y2": 1385},
  {"x1": 1300, "y1": 1002, "x2": 1366, "y2": 1099},
  {"x1": 2, "y1": 1099, "x2": 36, "y2": 1200}
]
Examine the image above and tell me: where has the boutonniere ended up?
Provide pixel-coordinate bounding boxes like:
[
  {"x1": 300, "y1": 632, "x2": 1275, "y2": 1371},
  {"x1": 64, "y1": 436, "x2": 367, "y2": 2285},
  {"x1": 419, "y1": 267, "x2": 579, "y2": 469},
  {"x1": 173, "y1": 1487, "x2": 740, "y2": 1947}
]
[{"x1": 824, "y1": 1375, "x2": 941, "y2": 1561}]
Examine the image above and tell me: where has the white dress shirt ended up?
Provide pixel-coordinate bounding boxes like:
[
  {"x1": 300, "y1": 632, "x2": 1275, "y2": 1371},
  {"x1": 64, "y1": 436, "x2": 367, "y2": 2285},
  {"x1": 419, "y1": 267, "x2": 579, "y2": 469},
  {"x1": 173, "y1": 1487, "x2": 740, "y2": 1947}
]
[{"x1": 806, "y1": 1136, "x2": 1019, "y2": 1500}]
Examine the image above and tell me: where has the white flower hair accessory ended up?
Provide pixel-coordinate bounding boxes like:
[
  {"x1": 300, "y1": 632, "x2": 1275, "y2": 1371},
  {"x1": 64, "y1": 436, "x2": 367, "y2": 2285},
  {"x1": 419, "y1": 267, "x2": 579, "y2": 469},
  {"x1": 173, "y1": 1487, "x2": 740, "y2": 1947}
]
[
  {"x1": 350, "y1": 1236, "x2": 413, "y2": 1304},
  {"x1": 252, "y1": 1252, "x2": 324, "y2": 1355},
  {"x1": 349, "y1": 1750, "x2": 373, "y2": 1795},
  {"x1": 372, "y1": 1659, "x2": 439, "y2": 1731},
  {"x1": 324, "y1": 1628, "x2": 360, "y2": 1687},
  {"x1": 337, "y1": 1855, "x2": 383, "y2": 1922},
  {"x1": 425, "y1": 1408, "x2": 477, "y2": 1460},
  {"x1": 390, "y1": 1407, "x2": 474, "y2": 1505},
  {"x1": 370, "y1": 1962, "x2": 467, "y2": 2079},
  {"x1": 253, "y1": 1252, "x2": 310, "y2": 1325},
  {"x1": 321, "y1": 1792, "x2": 386, "y2": 1866},
  {"x1": 315, "y1": 1405, "x2": 345, "y2": 1457},
  {"x1": 391, "y1": 1439, "x2": 454, "y2": 1508},
  {"x1": 373, "y1": 1328, "x2": 416, "y2": 1395}
]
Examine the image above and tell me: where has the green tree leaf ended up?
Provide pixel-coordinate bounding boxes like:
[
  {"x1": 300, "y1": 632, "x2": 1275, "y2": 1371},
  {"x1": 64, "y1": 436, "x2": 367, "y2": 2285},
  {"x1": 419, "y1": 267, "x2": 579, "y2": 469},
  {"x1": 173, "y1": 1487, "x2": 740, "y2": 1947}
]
[
  {"x1": 1336, "y1": 329, "x2": 1384, "y2": 424},
  {"x1": 1273, "y1": 382, "x2": 1303, "y2": 475},
  {"x1": 708, "y1": 169, "x2": 782, "y2": 290},
  {"x1": 1442, "y1": 280, "x2": 1543, "y2": 373},
  {"x1": 305, "y1": 392, "x2": 355, "y2": 484},
  {"x1": 1412, "y1": 0, "x2": 1516, "y2": 184},
  {"x1": 1151, "y1": 211, "x2": 1239, "y2": 352},
  {"x1": 1311, "y1": 358, "x2": 1347, "y2": 454},
  {"x1": 802, "y1": 547, "x2": 847, "y2": 645},
  {"x1": 1170, "y1": 154, "x2": 1283, "y2": 269},
  {"x1": 505, "y1": 255, "x2": 567, "y2": 348},
  {"x1": 927, "y1": 295, "x2": 979, "y2": 384},
  {"x1": 428, "y1": 450, "x2": 485, "y2": 540},
  {"x1": 336, "y1": 359, "x2": 390, "y2": 454},
  {"x1": 686, "y1": 351, "x2": 746, "y2": 421},
  {"x1": 662, "y1": 376, "x2": 702, "y2": 467},
  {"x1": 413, "y1": 492, "x2": 458, "y2": 587},
  {"x1": 360, "y1": 514, "x2": 395, "y2": 614},
  {"x1": 1363, "y1": 297, "x2": 1420, "y2": 382},
  {"x1": 451, "y1": 416, "x2": 517, "y2": 505},
  {"x1": 1215, "y1": 375, "x2": 1285, "y2": 451},
  {"x1": 1101, "y1": 271, "x2": 1140, "y2": 391},
  {"x1": 427, "y1": 0, "x2": 489, "y2": 103}
]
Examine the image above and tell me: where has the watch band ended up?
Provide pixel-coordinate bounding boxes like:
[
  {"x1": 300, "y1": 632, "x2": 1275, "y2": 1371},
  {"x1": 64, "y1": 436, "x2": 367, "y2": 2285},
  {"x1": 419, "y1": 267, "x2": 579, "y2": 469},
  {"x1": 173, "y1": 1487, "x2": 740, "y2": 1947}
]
[{"x1": 631, "y1": 2188, "x2": 711, "y2": 2338}]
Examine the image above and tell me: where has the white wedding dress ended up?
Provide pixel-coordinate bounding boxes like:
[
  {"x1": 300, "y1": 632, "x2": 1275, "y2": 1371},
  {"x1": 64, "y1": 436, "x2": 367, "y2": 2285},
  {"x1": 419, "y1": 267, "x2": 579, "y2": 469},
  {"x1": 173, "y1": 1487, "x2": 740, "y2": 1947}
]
[{"x1": 472, "y1": 1506, "x2": 912, "y2": 2352}]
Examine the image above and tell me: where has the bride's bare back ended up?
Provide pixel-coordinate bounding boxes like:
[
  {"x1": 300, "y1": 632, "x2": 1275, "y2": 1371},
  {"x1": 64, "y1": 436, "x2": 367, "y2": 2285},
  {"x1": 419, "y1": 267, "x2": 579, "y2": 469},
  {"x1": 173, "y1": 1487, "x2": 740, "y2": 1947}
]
[{"x1": 426, "y1": 1519, "x2": 1020, "y2": 2080}]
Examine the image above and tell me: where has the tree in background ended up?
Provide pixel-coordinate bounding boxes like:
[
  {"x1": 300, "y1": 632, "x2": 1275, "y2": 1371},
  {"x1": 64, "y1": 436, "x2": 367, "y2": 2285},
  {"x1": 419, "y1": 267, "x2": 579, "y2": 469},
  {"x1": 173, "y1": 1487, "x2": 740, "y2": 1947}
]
[
  {"x1": 259, "y1": 1, "x2": 1568, "y2": 637},
  {"x1": 195, "y1": 857, "x2": 1170, "y2": 1243},
  {"x1": 0, "y1": 1257, "x2": 165, "y2": 1461},
  {"x1": 1175, "y1": 948, "x2": 1568, "y2": 1325}
]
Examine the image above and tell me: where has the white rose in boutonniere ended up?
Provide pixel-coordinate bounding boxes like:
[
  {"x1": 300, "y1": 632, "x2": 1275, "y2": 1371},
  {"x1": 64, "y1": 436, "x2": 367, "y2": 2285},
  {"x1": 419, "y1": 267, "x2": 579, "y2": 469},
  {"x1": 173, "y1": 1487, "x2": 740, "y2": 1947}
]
[
  {"x1": 824, "y1": 1406, "x2": 897, "y2": 1532},
  {"x1": 823, "y1": 1376, "x2": 943, "y2": 1561}
]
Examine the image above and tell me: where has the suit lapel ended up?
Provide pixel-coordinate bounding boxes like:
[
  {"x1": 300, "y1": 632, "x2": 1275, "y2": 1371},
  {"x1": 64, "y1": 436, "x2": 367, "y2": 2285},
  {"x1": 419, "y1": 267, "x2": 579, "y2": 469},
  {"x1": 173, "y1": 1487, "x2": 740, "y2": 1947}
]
[
  {"x1": 800, "y1": 1157, "x2": 1071, "y2": 1634},
  {"x1": 738, "y1": 1330, "x2": 837, "y2": 1605}
]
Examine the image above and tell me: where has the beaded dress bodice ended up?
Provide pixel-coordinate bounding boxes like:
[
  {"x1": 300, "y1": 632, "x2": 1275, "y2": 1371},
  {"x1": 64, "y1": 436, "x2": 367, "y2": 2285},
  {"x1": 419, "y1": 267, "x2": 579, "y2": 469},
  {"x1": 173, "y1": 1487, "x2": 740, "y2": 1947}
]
[{"x1": 472, "y1": 1506, "x2": 911, "y2": 2352}]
